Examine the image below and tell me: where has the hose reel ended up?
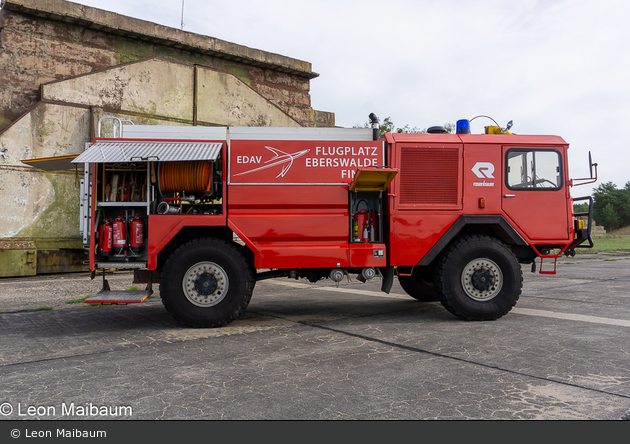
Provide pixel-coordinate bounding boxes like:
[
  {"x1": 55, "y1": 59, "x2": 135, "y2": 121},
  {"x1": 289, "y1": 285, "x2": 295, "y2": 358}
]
[
  {"x1": 156, "y1": 161, "x2": 219, "y2": 215},
  {"x1": 158, "y1": 161, "x2": 213, "y2": 195}
]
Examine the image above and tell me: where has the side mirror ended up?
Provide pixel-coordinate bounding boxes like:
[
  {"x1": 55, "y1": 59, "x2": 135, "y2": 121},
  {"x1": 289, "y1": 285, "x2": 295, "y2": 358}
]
[{"x1": 571, "y1": 151, "x2": 598, "y2": 187}]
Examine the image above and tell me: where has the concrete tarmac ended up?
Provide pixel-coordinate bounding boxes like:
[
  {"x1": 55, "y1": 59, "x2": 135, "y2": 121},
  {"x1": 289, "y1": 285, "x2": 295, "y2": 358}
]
[{"x1": 0, "y1": 253, "x2": 629, "y2": 420}]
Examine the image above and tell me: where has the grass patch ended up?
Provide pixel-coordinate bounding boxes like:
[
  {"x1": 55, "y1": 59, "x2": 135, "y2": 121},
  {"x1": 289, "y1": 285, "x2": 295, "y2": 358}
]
[
  {"x1": 578, "y1": 237, "x2": 630, "y2": 254},
  {"x1": 28, "y1": 307, "x2": 53, "y2": 312},
  {"x1": 66, "y1": 295, "x2": 90, "y2": 304},
  {"x1": 66, "y1": 293, "x2": 110, "y2": 306}
]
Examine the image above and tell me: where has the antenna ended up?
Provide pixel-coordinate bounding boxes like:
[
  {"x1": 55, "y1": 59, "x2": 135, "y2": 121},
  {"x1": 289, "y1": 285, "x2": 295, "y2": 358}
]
[{"x1": 181, "y1": 0, "x2": 185, "y2": 30}]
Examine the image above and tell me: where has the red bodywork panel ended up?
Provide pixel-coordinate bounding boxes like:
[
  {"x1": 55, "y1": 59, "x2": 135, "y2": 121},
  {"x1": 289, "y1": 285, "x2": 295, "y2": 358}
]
[
  {"x1": 385, "y1": 133, "x2": 464, "y2": 265},
  {"x1": 90, "y1": 131, "x2": 575, "y2": 272},
  {"x1": 226, "y1": 139, "x2": 386, "y2": 269},
  {"x1": 228, "y1": 185, "x2": 350, "y2": 269}
]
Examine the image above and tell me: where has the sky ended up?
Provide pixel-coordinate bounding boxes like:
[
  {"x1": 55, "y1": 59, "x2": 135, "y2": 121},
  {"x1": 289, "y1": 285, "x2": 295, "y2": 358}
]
[{"x1": 69, "y1": 0, "x2": 629, "y2": 198}]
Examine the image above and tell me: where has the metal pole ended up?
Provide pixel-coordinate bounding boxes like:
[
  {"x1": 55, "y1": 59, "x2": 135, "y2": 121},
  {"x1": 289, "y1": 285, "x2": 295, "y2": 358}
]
[{"x1": 181, "y1": 0, "x2": 185, "y2": 30}]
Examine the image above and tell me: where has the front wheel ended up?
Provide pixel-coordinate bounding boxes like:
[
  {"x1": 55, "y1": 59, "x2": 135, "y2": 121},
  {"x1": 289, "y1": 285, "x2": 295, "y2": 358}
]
[
  {"x1": 160, "y1": 238, "x2": 255, "y2": 327},
  {"x1": 434, "y1": 235, "x2": 522, "y2": 321}
]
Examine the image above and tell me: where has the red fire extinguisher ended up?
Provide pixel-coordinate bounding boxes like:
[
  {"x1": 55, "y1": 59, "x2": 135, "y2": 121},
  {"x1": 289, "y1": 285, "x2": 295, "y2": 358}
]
[
  {"x1": 129, "y1": 214, "x2": 144, "y2": 254},
  {"x1": 353, "y1": 209, "x2": 368, "y2": 242},
  {"x1": 112, "y1": 212, "x2": 127, "y2": 256},
  {"x1": 99, "y1": 217, "x2": 113, "y2": 256}
]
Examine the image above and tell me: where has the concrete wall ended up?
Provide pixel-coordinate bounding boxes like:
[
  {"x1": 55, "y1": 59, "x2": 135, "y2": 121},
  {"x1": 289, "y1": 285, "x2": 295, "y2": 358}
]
[
  {"x1": 40, "y1": 58, "x2": 304, "y2": 128},
  {"x1": 0, "y1": 0, "x2": 336, "y2": 276},
  {"x1": 0, "y1": 0, "x2": 334, "y2": 131},
  {"x1": 0, "y1": 101, "x2": 89, "y2": 276},
  {"x1": 0, "y1": 102, "x2": 89, "y2": 238}
]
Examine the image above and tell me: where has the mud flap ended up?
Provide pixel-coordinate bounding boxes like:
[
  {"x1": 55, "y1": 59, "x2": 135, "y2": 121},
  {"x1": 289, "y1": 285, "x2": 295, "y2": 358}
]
[{"x1": 379, "y1": 266, "x2": 394, "y2": 294}]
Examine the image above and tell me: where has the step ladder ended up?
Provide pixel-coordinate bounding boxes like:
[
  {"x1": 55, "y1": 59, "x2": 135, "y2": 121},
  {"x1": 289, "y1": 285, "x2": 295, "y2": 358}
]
[{"x1": 84, "y1": 267, "x2": 153, "y2": 304}]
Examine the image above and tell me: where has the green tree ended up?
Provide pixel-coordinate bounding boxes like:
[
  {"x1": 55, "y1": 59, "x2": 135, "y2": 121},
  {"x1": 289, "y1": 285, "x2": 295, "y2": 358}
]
[
  {"x1": 592, "y1": 181, "x2": 630, "y2": 229},
  {"x1": 573, "y1": 202, "x2": 589, "y2": 215},
  {"x1": 354, "y1": 116, "x2": 454, "y2": 138},
  {"x1": 599, "y1": 203, "x2": 620, "y2": 233},
  {"x1": 619, "y1": 182, "x2": 630, "y2": 225}
]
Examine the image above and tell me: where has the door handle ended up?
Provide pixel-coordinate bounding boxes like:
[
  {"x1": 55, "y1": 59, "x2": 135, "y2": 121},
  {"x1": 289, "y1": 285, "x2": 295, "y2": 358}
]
[{"x1": 504, "y1": 194, "x2": 516, "y2": 198}]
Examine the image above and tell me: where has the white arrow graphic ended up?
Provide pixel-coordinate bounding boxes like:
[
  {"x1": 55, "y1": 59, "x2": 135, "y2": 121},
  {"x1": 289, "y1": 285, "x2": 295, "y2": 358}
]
[{"x1": 234, "y1": 146, "x2": 310, "y2": 178}]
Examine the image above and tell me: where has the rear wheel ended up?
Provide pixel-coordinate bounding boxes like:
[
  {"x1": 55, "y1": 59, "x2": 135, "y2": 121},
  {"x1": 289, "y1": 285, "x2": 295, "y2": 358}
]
[
  {"x1": 434, "y1": 235, "x2": 522, "y2": 320},
  {"x1": 160, "y1": 238, "x2": 255, "y2": 327}
]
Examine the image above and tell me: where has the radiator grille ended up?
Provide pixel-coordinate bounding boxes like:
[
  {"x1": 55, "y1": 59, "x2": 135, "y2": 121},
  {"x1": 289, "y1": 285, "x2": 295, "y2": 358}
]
[{"x1": 399, "y1": 147, "x2": 460, "y2": 205}]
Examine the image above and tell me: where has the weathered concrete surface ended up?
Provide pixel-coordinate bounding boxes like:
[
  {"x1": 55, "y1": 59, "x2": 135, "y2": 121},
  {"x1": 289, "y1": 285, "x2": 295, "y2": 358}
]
[
  {"x1": 0, "y1": 0, "x2": 332, "y2": 130},
  {"x1": 0, "y1": 254, "x2": 629, "y2": 420},
  {"x1": 0, "y1": 0, "x2": 318, "y2": 78},
  {"x1": 196, "y1": 65, "x2": 300, "y2": 127},
  {"x1": 41, "y1": 58, "x2": 301, "y2": 127},
  {"x1": 0, "y1": 102, "x2": 88, "y2": 239},
  {"x1": 0, "y1": 102, "x2": 89, "y2": 165},
  {"x1": 42, "y1": 58, "x2": 195, "y2": 121},
  {"x1": 88, "y1": 107, "x2": 195, "y2": 137}
]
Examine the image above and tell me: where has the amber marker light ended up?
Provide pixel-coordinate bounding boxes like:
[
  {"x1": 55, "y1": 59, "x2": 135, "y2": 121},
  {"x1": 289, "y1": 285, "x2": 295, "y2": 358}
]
[{"x1": 478, "y1": 197, "x2": 486, "y2": 209}]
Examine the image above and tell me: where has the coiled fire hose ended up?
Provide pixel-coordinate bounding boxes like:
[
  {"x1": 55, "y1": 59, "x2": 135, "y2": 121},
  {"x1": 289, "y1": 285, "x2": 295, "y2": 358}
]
[{"x1": 158, "y1": 161, "x2": 213, "y2": 195}]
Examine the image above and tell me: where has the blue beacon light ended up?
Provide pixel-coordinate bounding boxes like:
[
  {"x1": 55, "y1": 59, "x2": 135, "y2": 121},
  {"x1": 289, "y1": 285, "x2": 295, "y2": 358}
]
[{"x1": 456, "y1": 119, "x2": 471, "y2": 134}]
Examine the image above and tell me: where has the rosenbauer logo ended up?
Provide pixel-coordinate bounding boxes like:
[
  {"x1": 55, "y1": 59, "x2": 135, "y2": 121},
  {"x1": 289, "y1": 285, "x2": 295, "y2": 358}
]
[
  {"x1": 472, "y1": 162, "x2": 496, "y2": 187},
  {"x1": 472, "y1": 162, "x2": 495, "y2": 179}
]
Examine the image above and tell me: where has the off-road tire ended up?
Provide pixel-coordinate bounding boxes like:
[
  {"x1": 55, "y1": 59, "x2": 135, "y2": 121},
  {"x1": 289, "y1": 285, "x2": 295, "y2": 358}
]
[
  {"x1": 434, "y1": 235, "x2": 522, "y2": 321},
  {"x1": 398, "y1": 271, "x2": 439, "y2": 302},
  {"x1": 160, "y1": 238, "x2": 255, "y2": 327}
]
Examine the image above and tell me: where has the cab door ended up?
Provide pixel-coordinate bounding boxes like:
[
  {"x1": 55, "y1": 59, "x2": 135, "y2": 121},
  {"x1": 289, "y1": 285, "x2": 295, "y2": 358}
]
[{"x1": 501, "y1": 147, "x2": 569, "y2": 240}]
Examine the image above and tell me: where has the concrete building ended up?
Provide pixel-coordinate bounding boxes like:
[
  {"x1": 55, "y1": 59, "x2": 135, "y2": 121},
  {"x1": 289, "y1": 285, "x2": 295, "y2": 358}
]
[{"x1": 0, "y1": 0, "x2": 335, "y2": 277}]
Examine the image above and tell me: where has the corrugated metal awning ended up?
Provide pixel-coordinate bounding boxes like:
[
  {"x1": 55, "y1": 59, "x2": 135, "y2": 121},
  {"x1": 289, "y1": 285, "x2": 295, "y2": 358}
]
[{"x1": 72, "y1": 141, "x2": 223, "y2": 164}]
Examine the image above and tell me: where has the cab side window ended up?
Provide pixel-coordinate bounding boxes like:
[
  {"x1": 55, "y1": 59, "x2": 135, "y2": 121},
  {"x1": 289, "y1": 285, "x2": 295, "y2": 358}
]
[{"x1": 506, "y1": 149, "x2": 562, "y2": 190}]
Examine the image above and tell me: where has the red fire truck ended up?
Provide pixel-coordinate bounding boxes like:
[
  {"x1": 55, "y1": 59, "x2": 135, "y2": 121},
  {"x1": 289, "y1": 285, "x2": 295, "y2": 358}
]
[{"x1": 70, "y1": 115, "x2": 596, "y2": 327}]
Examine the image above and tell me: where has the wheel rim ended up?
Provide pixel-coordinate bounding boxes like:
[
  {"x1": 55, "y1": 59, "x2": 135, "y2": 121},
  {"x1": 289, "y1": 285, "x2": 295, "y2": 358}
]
[
  {"x1": 182, "y1": 261, "x2": 229, "y2": 307},
  {"x1": 461, "y1": 258, "x2": 503, "y2": 301}
]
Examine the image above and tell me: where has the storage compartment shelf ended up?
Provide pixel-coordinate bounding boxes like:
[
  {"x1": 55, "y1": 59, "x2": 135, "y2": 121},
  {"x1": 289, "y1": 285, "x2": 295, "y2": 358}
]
[
  {"x1": 98, "y1": 202, "x2": 150, "y2": 207},
  {"x1": 95, "y1": 262, "x2": 147, "y2": 269}
]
